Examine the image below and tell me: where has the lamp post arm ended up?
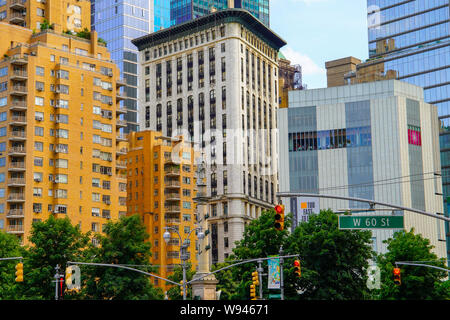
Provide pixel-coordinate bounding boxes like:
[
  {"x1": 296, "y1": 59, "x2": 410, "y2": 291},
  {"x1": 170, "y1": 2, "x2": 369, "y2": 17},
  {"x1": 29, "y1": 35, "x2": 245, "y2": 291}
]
[{"x1": 66, "y1": 261, "x2": 182, "y2": 286}]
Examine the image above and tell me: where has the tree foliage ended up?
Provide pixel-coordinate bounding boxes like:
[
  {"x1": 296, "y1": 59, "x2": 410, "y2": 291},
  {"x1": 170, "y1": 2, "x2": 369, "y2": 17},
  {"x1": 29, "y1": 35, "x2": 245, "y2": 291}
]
[
  {"x1": 375, "y1": 229, "x2": 450, "y2": 300},
  {"x1": 21, "y1": 216, "x2": 91, "y2": 300},
  {"x1": 0, "y1": 231, "x2": 24, "y2": 299},
  {"x1": 80, "y1": 215, "x2": 163, "y2": 300},
  {"x1": 284, "y1": 210, "x2": 374, "y2": 300}
]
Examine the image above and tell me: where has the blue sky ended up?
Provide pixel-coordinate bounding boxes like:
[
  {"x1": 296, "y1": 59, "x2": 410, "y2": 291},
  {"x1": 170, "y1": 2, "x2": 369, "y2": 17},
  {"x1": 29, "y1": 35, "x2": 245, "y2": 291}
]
[{"x1": 270, "y1": 0, "x2": 369, "y2": 89}]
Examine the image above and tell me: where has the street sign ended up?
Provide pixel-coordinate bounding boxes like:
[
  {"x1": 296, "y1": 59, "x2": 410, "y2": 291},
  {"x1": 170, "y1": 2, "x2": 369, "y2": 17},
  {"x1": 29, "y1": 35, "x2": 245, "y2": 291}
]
[
  {"x1": 338, "y1": 215, "x2": 404, "y2": 230},
  {"x1": 268, "y1": 293, "x2": 281, "y2": 299}
]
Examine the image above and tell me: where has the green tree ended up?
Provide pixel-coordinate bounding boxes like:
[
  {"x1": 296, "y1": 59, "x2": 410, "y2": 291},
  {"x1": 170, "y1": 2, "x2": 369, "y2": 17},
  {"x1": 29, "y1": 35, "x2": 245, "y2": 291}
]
[
  {"x1": 221, "y1": 209, "x2": 291, "y2": 300},
  {"x1": 375, "y1": 229, "x2": 450, "y2": 300},
  {"x1": 81, "y1": 215, "x2": 163, "y2": 300},
  {"x1": 285, "y1": 210, "x2": 374, "y2": 300},
  {"x1": 21, "y1": 216, "x2": 90, "y2": 300},
  {"x1": 0, "y1": 231, "x2": 24, "y2": 299},
  {"x1": 211, "y1": 261, "x2": 239, "y2": 300}
]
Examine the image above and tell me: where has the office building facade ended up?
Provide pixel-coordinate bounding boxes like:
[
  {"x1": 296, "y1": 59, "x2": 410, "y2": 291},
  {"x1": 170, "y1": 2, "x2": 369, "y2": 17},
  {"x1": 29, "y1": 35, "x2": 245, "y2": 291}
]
[
  {"x1": 170, "y1": 0, "x2": 270, "y2": 27},
  {"x1": 0, "y1": 0, "x2": 128, "y2": 244},
  {"x1": 364, "y1": 0, "x2": 450, "y2": 261},
  {"x1": 278, "y1": 80, "x2": 446, "y2": 258},
  {"x1": 91, "y1": 0, "x2": 171, "y2": 133},
  {"x1": 132, "y1": 9, "x2": 285, "y2": 264}
]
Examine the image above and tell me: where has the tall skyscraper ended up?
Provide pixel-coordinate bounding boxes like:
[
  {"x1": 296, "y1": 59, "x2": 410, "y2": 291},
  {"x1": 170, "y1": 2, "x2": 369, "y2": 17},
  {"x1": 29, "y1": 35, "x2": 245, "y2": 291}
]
[
  {"x1": 91, "y1": 0, "x2": 171, "y2": 133},
  {"x1": 363, "y1": 0, "x2": 450, "y2": 264},
  {"x1": 170, "y1": 0, "x2": 270, "y2": 27},
  {"x1": 132, "y1": 9, "x2": 285, "y2": 264},
  {"x1": 0, "y1": 0, "x2": 127, "y2": 244}
]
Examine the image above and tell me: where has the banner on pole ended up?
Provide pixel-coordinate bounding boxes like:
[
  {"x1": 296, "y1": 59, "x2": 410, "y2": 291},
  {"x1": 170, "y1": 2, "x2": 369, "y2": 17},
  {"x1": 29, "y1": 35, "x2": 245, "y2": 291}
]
[{"x1": 267, "y1": 258, "x2": 281, "y2": 289}]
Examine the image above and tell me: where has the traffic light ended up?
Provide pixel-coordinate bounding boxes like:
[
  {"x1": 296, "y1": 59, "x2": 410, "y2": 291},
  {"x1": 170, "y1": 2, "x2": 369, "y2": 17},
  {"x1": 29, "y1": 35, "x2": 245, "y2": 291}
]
[
  {"x1": 274, "y1": 204, "x2": 285, "y2": 231},
  {"x1": 293, "y1": 260, "x2": 301, "y2": 278},
  {"x1": 15, "y1": 262, "x2": 23, "y2": 282},
  {"x1": 180, "y1": 280, "x2": 184, "y2": 297},
  {"x1": 57, "y1": 275, "x2": 65, "y2": 300},
  {"x1": 251, "y1": 271, "x2": 259, "y2": 286},
  {"x1": 393, "y1": 267, "x2": 401, "y2": 286},
  {"x1": 249, "y1": 284, "x2": 257, "y2": 300}
]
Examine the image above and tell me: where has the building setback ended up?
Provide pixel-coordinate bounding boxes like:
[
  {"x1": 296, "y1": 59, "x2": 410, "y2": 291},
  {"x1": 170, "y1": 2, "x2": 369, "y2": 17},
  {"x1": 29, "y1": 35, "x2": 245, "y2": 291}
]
[
  {"x1": 278, "y1": 80, "x2": 446, "y2": 259},
  {"x1": 132, "y1": 9, "x2": 286, "y2": 264},
  {"x1": 0, "y1": 0, "x2": 127, "y2": 244}
]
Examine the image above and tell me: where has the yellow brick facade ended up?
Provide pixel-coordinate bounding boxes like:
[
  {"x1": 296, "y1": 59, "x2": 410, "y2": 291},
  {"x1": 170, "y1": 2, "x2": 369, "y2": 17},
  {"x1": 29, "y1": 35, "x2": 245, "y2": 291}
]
[
  {"x1": 125, "y1": 131, "x2": 198, "y2": 293},
  {"x1": 0, "y1": 1, "x2": 127, "y2": 244}
]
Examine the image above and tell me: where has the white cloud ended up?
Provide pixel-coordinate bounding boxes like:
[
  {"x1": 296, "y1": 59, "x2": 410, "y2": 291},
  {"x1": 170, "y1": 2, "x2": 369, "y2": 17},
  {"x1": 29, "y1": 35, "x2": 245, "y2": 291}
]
[{"x1": 281, "y1": 47, "x2": 325, "y2": 76}]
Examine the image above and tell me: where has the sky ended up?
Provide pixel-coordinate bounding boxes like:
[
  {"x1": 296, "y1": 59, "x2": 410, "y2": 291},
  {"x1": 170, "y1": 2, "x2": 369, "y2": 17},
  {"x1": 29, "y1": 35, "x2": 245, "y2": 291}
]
[{"x1": 270, "y1": 0, "x2": 369, "y2": 89}]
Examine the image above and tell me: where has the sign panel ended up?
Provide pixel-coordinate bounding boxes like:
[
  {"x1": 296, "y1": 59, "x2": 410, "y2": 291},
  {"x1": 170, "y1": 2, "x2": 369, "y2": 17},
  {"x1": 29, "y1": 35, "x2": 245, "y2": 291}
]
[
  {"x1": 267, "y1": 258, "x2": 281, "y2": 289},
  {"x1": 291, "y1": 197, "x2": 320, "y2": 225},
  {"x1": 338, "y1": 215, "x2": 404, "y2": 230}
]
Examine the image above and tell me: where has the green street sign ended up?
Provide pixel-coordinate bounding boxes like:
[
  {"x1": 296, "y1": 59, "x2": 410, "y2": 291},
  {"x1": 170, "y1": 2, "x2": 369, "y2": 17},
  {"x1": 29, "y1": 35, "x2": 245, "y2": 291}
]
[
  {"x1": 268, "y1": 294, "x2": 281, "y2": 299},
  {"x1": 338, "y1": 215, "x2": 404, "y2": 230}
]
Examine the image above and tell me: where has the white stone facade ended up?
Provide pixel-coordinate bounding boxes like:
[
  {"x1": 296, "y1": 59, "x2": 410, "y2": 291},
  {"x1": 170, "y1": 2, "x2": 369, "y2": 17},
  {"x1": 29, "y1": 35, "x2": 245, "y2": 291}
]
[{"x1": 134, "y1": 10, "x2": 286, "y2": 264}]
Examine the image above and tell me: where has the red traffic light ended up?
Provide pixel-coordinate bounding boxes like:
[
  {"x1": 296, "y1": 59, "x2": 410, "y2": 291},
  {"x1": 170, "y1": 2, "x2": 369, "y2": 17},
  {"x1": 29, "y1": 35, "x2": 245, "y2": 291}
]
[
  {"x1": 275, "y1": 205, "x2": 283, "y2": 213},
  {"x1": 294, "y1": 260, "x2": 300, "y2": 267},
  {"x1": 393, "y1": 268, "x2": 400, "y2": 275}
]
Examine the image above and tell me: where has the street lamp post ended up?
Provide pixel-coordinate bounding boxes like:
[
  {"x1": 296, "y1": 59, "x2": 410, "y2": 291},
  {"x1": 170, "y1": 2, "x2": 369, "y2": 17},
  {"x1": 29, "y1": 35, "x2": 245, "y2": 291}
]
[{"x1": 163, "y1": 225, "x2": 204, "y2": 300}]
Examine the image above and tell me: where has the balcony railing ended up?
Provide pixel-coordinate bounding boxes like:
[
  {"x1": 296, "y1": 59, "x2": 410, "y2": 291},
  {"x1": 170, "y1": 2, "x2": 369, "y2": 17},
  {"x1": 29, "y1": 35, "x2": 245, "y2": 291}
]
[
  {"x1": 8, "y1": 147, "x2": 26, "y2": 155},
  {"x1": 8, "y1": 193, "x2": 25, "y2": 201},
  {"x1": 7, "y1": 225, "x2": 24, "y2": 233},
  {"x1": 10, "y1": 100, "x2": 27, "y2": 110},
  {"x1": 164, "y1": 180, "x2": 180, "y2": 188},
  {"x1": 116, "y1": 120, "x2": 127, "y2": 127},
  {"x1": 10, "y1": 115, "x2": 27, "y2": 123},
  {"x1": 7, "y1": 209, "x2": 24, "y2": 218},
  {"x1": 8, "y1": 178, "x2": 25, "y2": 186},
  {"x1": 165, "y1": 205, "x2": 181, "y2": 213},
  {"x1": 8, "y1": 162, "x2": 25, "y2": 170}
]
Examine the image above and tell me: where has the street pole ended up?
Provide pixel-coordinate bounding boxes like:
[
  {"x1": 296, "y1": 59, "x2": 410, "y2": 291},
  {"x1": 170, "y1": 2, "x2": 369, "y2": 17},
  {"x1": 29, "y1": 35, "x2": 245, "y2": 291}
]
[
  {"x1": 258, "y1": 259, "x2": 263, "y2": 300},
  {"x1": 279, "y1": 246, "x2": 284, "y2": 301},
  {"x1": 54, "y1": 265, "x2": 60, "y2": 301}
]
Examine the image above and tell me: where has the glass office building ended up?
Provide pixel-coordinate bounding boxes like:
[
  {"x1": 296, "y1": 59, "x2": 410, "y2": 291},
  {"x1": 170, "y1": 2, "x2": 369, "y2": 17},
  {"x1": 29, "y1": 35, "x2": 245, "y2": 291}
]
[
  {"x1": 91, "y1": 0, "x2": 170, "y2": 132},
  {"x1": 170, "y1": 0, "x2": 270, "y2": 27},
  {"x1": 365, "y1": 0, "x2": 450, "y2": 262}
]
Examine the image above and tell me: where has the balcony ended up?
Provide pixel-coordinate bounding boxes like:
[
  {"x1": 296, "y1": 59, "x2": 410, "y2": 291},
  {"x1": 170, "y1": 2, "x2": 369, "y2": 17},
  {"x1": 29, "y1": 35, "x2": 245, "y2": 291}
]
[
  {"x1": 164, "y1": 218, "x2": 181, "y2": 225},
  {"x1": 10, "y1": 70, "x2": 28, "y2": 81},
  {"x1": 9, "y1": 12, "x2": 26, "y2": 25},
  {"x1": 8, "y1": 162, "x2": 25, "y2": 172},
  {"x1": 7, "y1": 193, "x2": 25, "y2": 202},
  {"x1": 10, "y1": 115, "x2": 27, "y2": 126},
  {"x1": 116, "y1": 78, "x2": 127, "y2": 88},
  {"x1": 116, "y1": 148, "x2": 128, "y2": 156},
  {"x1": 116, "y1": 106, "x2": 127, "y2": 115},
  {"x1": 116, "y1": 92, "x2": 127, "y2": 102},
  {"x1": 10, "y1": 0, "x2": 26, "y2": 10},
  {"x1": 10, "y1": 100, "x2": 27, "y2": 111},
  {"x1": 8, "y1": 178, "x2": 25, "y2": 187},
  {"x1": 165, "y1": 192, "x2": 180, "y2": 201},
  {"x1": 116, "y1": 134, "x2": 128, "y2": 142},
  {"x1": 9, "y1": 131, "x2": 26, "y2": 141},
  {"x1": 165, "y1": 167, "x2": 180, "y2": 176},
  {"x1": 164, "y1": 180, "x2": 180, "y2": 188},
  {"x1": 116, "y1": 161, "x2": 127, "y2": 169},
  {"x1": 7, "y1": 209, "x2": 24, "y2": 218},
  {"x1": 10, "y1": 85, "x2": 27, "y2": 96},
  {"x1": 7, "y1": 224, "x2": 24, "y2": 234},
  {"x1": 165, "y1": 205, "x2": 181, "y2": 214},
  {"x1": 116, "y1": 119, "x2": 127, "y2": 128},
  {"x1": 8, "y1": 146, "x2": 26, "y2": 156},
  {"x1": 10, "y1": 55, "x2": 28, "y2": 66}
]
